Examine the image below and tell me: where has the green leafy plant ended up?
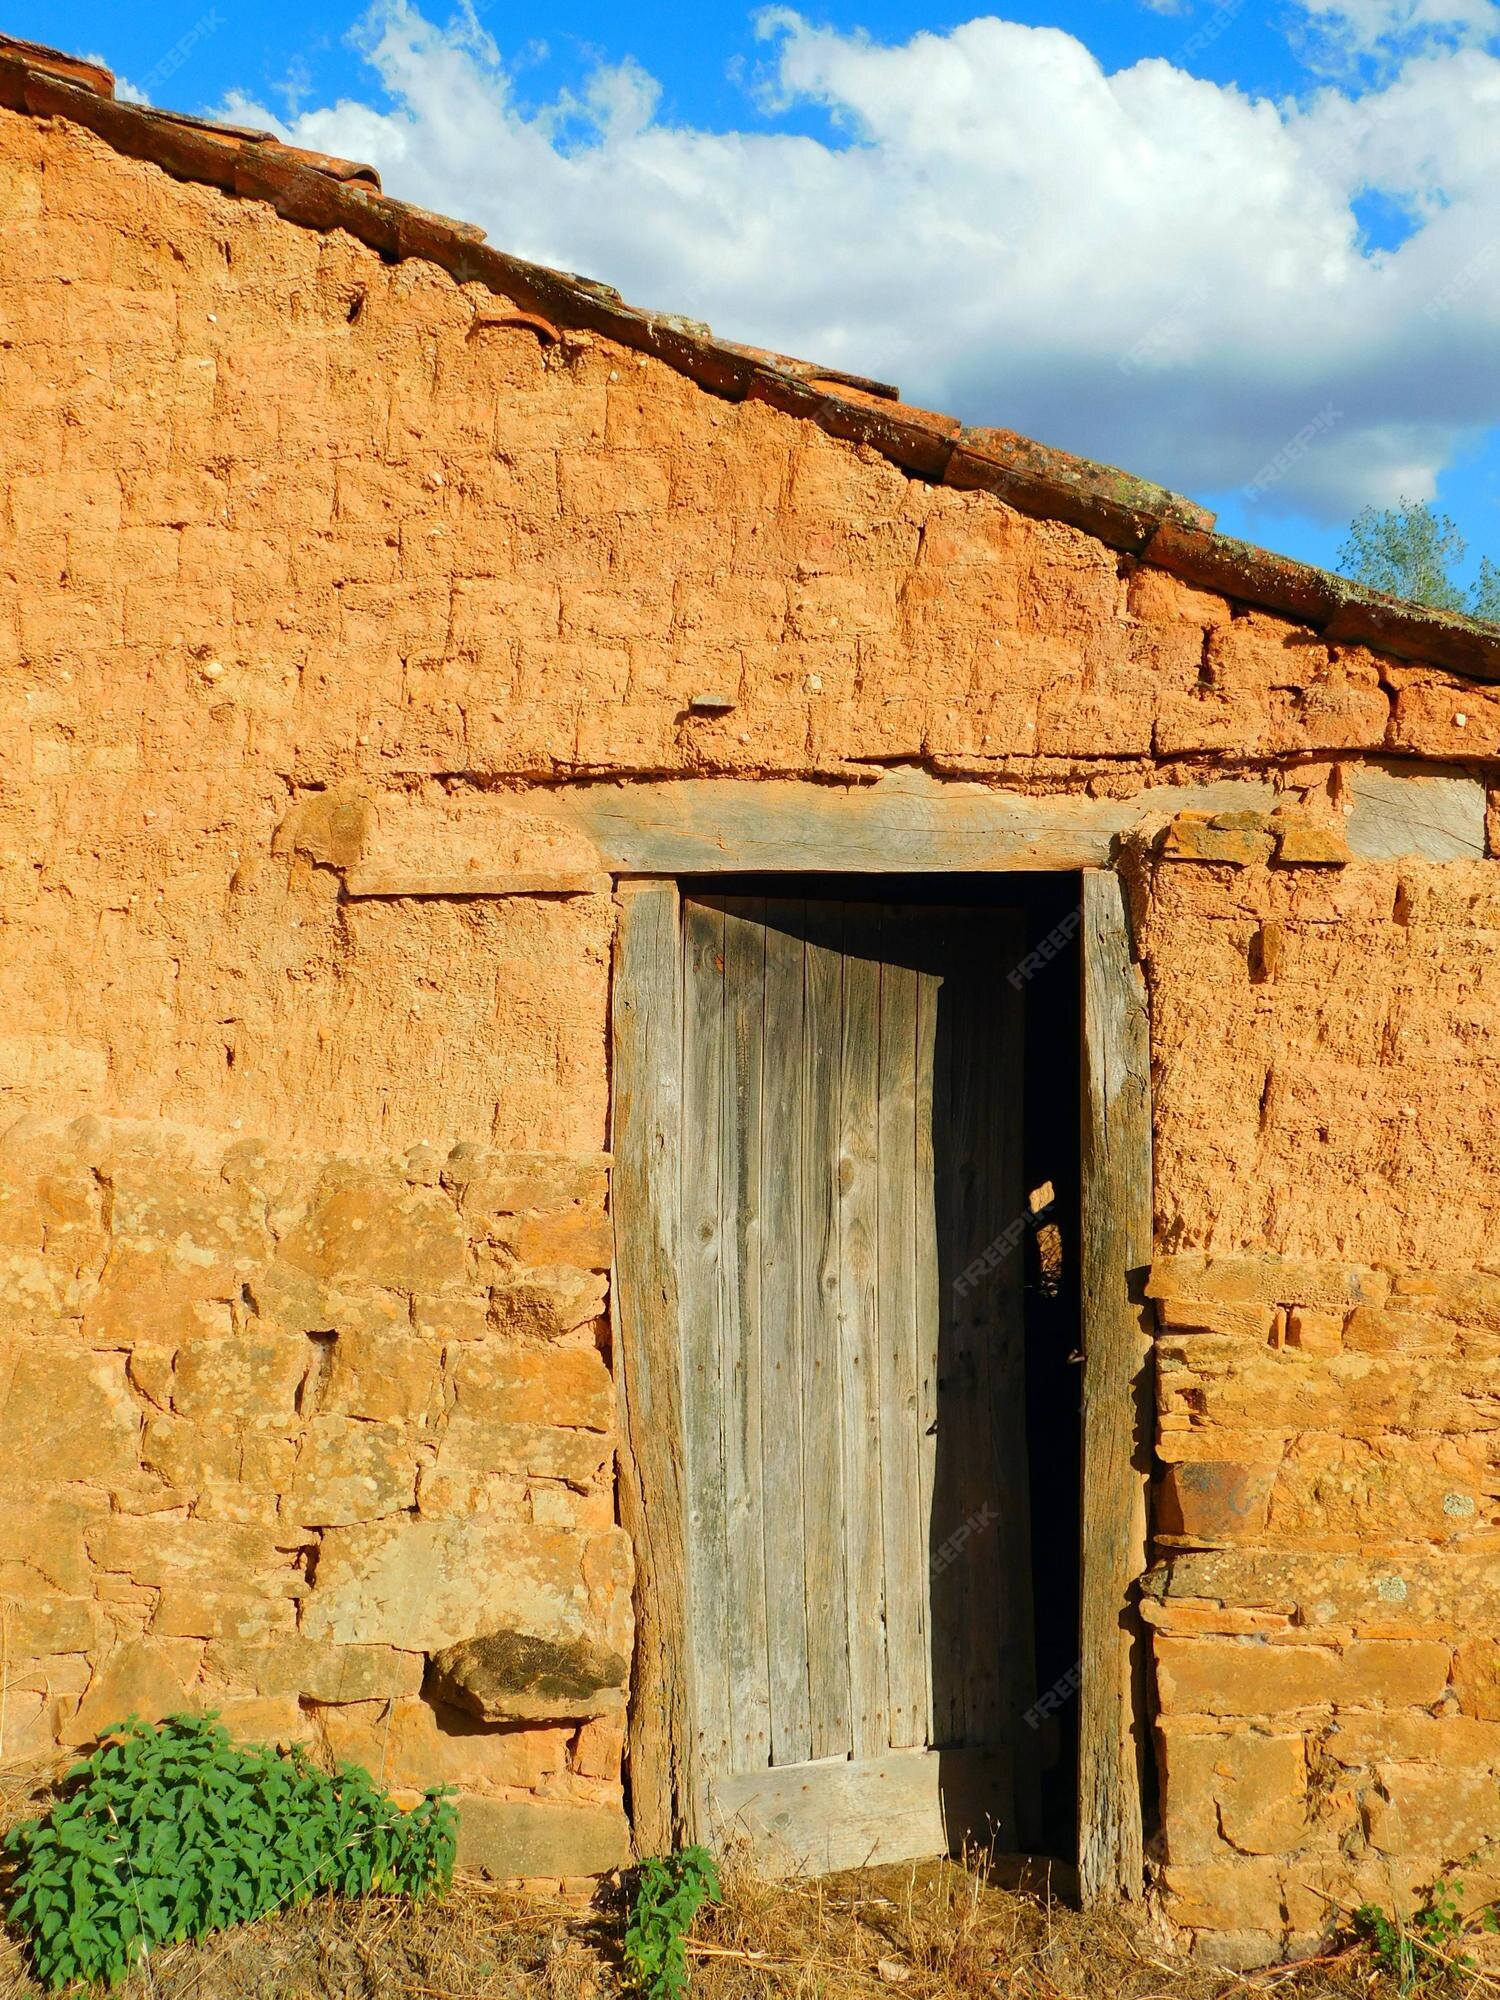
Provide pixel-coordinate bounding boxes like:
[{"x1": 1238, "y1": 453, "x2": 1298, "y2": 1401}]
[
  {"x1": 1354, "y1": 1873, "x2": 1499, "y2": 1993},
  {"x1": 4, "y1": 1711, "x2": 457, "y2": 1991},
  {"x1": 622, "y1": 1844, "x2": 722, "y2": 1999}
]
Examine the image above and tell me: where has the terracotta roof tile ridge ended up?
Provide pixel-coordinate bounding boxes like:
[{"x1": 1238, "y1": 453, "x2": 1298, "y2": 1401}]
[{"x1": 2, "y1": 29, "x2": 1498, "y2": 681}]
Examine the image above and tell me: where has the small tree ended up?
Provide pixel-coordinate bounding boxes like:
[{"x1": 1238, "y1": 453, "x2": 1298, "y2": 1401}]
[{"x1": 1338, "y1": 498, "x2": 1500, "y2": 622}]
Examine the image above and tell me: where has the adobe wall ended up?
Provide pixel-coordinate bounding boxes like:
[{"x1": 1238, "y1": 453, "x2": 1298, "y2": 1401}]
[
  {"x1": 1141, "y1": 852, "x2": 1500, "y2": 1967},
  {"x1": 3, "y1": 102, "x2": 1499, "y2": 1930}
]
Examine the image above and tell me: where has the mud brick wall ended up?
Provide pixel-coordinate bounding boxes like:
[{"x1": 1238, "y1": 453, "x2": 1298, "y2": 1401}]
[
  {"x1": 5, "y1": 99, "x2": 1500, "y2": 1919},
  {"x1": 1141, "y1": 854, "x2": 1500, "y2": 1969}
]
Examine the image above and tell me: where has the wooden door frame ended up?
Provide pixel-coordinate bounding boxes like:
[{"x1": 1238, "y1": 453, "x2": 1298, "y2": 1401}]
[{"x1": 609, "y1": 862, "x2": 1153, "y2": 1900}]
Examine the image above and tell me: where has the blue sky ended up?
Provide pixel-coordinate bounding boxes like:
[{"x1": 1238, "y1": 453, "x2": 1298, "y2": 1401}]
[{"x1": 16, "y1": 0, "x2": 1500, "y2": 585}]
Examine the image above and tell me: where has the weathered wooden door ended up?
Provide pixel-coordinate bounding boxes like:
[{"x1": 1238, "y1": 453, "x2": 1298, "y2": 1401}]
[{"x1": 676, "y1": 894, "x2": 1035, "y2": 1872}]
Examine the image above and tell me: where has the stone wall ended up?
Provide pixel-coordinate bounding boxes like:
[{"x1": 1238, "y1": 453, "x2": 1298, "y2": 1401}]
[
  {"x1": 0, "y1": 1116, "x2": 630, "y2": 1880},
  {"x1": 1141, "y1": 851, "x2": 1500, "y2": 1966},
  {"x1": 3, "y1": 99, "x2": 1500, "y2": 1928}
]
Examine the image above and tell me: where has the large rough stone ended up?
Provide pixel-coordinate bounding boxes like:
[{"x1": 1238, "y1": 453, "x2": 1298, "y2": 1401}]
[
  {"x1": 301, "y1": 1517, "x2": 619, "y2": 1652},
  {"x1": 449, "y1": 1344, "x2": 613, "y2": 1430},
  {"x1": 202, "y1": 1637, "x2": 423, "y2": 1702},
  {"x1": 1452, "y1": 1639, "x2": 1500, "y2": 1721},
  {"x1": 428, "y1": 1628, "x2": 628, "y2": 1723},
  {"x1": 0, "y1": 1492, "x2": 109, "y2": 1594},
  {"x1": 1148, "y1": 1255, "x2": 1388, "y2": 1311},
  {"x1": 320, "y1": 1329, "x2": 444, "y2": 1421},
  {"x1": 435, "y1": 1419, "x2": 611, "y2": 1488},
  {"x1": 82, "y1": 1166, "x2": 269, "y2": 1344},
  {"x1": 316, "y1": 1698, "x2": 574, "y2": 1792},
  {"x1": 0, "y1": 1346, "x2": 140, "y2": 1484},
  {"x1": 455, "y1": 1798, "x2": 631, "y2": 1879},
  {"x1": 486, "y1": 1272, "x2": 609, "y2": 1341},
  {"x1": 287, "y1": 1416, "x2": 418, "y2": 1526},
  {"x1": 172, "y1": 1336, "x2": 308, "y2": 1423},
  {"x1": 276, "y1": 1168, "x2": 467, "y2": 1293},
  {"x1": 455, "y1": 1154, "x2": 609, "y2": 1226},
  {"x1": 88, "y1": 1516, "x2": 306, "y2": 1590},
  {"x1": 67, "y1": 1640, "x2": 193, "y2": 1744}
]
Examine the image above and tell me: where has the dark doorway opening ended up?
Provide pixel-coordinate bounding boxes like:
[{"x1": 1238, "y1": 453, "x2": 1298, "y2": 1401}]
[{"x1": 675, "y1": 872, "x2": 1083, "y2": 1872}]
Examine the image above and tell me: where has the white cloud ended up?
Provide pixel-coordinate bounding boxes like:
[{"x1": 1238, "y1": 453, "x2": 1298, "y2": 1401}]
[
  {"x1": 221, "y1": 1, "x2": 1500, "y2": 524},
  {"x1": 1293, "y1": 0, "x2": 1500, "y2": 68}
]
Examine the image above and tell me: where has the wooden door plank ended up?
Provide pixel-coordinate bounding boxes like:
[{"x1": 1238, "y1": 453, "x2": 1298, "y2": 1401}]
[
  {"x1": 610, "y1": 880, "x2": 697, "y2": 1851},
  {"x1": 680, "y1": 899, "x2": 733, "y2": 1782},
  {"x1": 912, "y1": 955, "x2": 942, "y2": 1748},
  {"x1": 801, "y1": 912, "x2": 852, "y2": 1759},
  {"x1": 720, "y1": 899, "x2": 772, "y2": 1774},
  {"x1": 1079, "y1": 868, "x2": 1153, "y2": 1904},
  {"x1": 711, "y1": 1745, "x2": 1016, "y2": 1877},
  {"x1": 981, "y1": 914, "x2": 1036, "y2": 1842},
  {"x1": 838, "y1": 937, "x2": 888, "y2": 1760},
  {"x1": 759, "y1": 902, "x2": 813, "y2": 1765},
  {"x1": 876, "y1": 933, "x2": 927, "y2": 1751},
  {"x1": 924, "y1": 920, "x2": 968, "y2": 1752}
]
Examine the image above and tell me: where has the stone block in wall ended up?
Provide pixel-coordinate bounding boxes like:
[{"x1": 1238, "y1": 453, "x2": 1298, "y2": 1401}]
[
  {"x1": 1272, "y1": 816, "x2": 1352, "y2": 864},
  {"x1": 142, "y1": 1417, "x2": 297, "y2": 1493},
  {"x1": 486, "y1": 1271, "x2": 609, "y2": 1341},
  {"x1": 1147, "y1": 1254, "x2": 1388, "y2": 1310},
  {"x1": 2, "y1": 1491, "x2": 109, "y2": 1595},
  {"x1": 67, "y1": 1639, "x2": 193, "y2": 1744},
  {"x1": 0, "y1": 1595, "x2": 101, "y2": 1655},
  {"x1": 248, "y1": 1264, "x2": 410, "y2": 1340},
  {"x1": 450, "y1": 1152, "x2": 610, "y2": 1226},
  {"x1": 87, "y1": 1515, "x2": 308, "y2": 1593},
  {"x1": 81, "y1": 1166, "x2": 269, "y2": 1344},
  {"x1": 1158, "y1": 1548, "x2": 1500, "y2": 1631},
  {"x1": 276, "y1": 1167, "x2": 468, "y2": 1293},
  {"x1": 1387, "y1": 677, "x2": 1500, "y2": 761},
  {"x1": 1153, "y1": 1297, "x2": 1277, "y2": 1340},
  {"x1": 1389, "y1": 1268, "x2": 1500, "y2": 1331},
  {"x1": 412, "y1": 1292, "x2": 491, "y2": 1342},
  {"x1": 1452, "y1": 1640, "x2": 1500, "y2": 1720},
  {"x1": 1264, "y1": 1434, "x2": 1488, "y2": 1543},
  {"x1": 1159, "y1": 1857, "x2": 1283, "y2": 1935},
  {"x1": 301, "y1": 1516, "x2": 627, "y2": 1653},
  {"x1": 1156, "y1": 1462, "x2": 1275, "y2": 1540},
  {"x1": 315, "y1": 1698, "x2": 576, "y2": 1796},
  {"x1": 571, "y1": 1715, "x2": 626, "y2": 1781},
  {"x1": 1158, "y1": 1725, "x2": 1308, "y2": 1863},
  {"x1": 1156, "y1": 1638, "x2": 1339, "y2": 1717},
  {"x1": 202, "y1": 1637, "x2": 423, "y2": 1703},
  {"x1": 171, "y1": 1336, "x2": 309, "y2": 1424},
  {"x1": 1325, "y1": 1710, "x2": 1500, "y2": 1771},
  {"x1": 1177, "y1": 1347, "x2": 1492, "y2": 1437},
  {"x1": 320, "y1": 1330, "x2": 445, "y2": 1422},
  {"x1": 455, "y1": 1797, "x2": 631, "y2": 1878},
  {"x1": 287, "y1": 1416, "x2": 419, "y2": 1526},
  {"x1": 1160, "y1": 812, "x2": 1276, "y2": 866},
  {"x1": 435, "y1": 1420, "x2": 611, "y2": 1490},
  {"x1": 1362, "y1": 1764, "x2": 1496, "y2": 1859},
  {"x1": 1341, "y1": 1639, "x2": 1452, "y2": 1707},
  {"x1": 1285, "y1": 1308, "x2": 1344, "y2": 1354},
  {"x1": 449, "y1": 1345, "x2": 613, "y2": 1431},
  {"x1": 493, "y1": 1210, "x2": 613, "y2": 1272},
  {"x1": 0, "y1": 1346, "x2": 140, "y2": 1483},
  {"x1": 154, "y1": 1587, "x2": 296, "y2": 1643}
]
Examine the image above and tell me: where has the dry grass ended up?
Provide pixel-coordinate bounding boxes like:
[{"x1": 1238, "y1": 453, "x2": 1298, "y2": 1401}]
[{"x1": 0, "y1": 1758, "x2": 1428, "y2": 2000}]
